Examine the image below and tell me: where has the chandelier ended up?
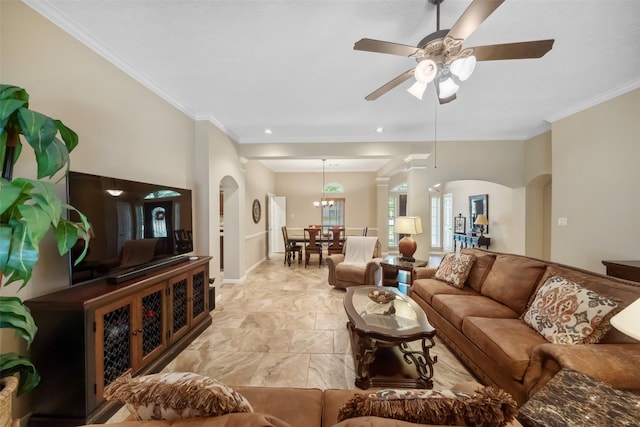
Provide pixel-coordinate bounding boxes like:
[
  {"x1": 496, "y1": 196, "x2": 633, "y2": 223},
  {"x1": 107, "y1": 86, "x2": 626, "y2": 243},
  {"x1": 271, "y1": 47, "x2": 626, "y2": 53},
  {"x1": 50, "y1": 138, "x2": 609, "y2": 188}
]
[{"x1": 313, "y1": 159, "x2": 334, "y2": 208}]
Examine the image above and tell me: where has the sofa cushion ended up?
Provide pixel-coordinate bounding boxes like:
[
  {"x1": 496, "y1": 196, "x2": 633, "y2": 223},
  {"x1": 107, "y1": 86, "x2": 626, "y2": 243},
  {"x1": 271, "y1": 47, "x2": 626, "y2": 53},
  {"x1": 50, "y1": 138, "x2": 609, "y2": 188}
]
[
  {"x1": 522, "y1": 275, "x2": 618, "y2": 345},
  {"x1": 431, "y1": 295, "x2": 519, "y2": 330},
  {"x1": 336, "y1": 387, "x2": 518, "y2": 426},
  {"x1": 235, "y1": 386, "x2": 323, "y2": 427},
  {"x1": 434, "y1": 252, "x2": 476, "y2": 288},
  {"x1": 462, "y1": 317, "x2": 547, "y2": 382},
  {"x1": 481, "y1": 254, "x2": 547, "y2": 315},
  {"x1": 461, "y1": 248, "x2": 497, "y2": 293},
  {"x1": 86, "y1": 414, "x2": 292, "y2": 427},
  {"x1": 410, "y1": 278, "x2": 479, "y2": 305},
  {"x1": 104, "y1": 372, "x2": 253, "y2": 421}
]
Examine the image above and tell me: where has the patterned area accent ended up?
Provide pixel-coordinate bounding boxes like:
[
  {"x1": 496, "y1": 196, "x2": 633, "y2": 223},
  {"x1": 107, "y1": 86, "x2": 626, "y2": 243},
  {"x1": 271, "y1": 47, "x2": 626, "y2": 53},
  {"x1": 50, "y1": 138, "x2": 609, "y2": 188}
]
[
  {"x1": 338, "y1": 386, "x2": 517, "y2": 425},
  {"x1": 104, "y1": 372, "x2": 253, "y2": 421},
  {"x1": 523, "y1": 276, "x2": 618, "y2": 344},
  {"x1": 434, "y1": 252, "x2": 476, "y2": 289},
  {"x1": 518, "y1": 368, "x2": 640, "y2": 426}
]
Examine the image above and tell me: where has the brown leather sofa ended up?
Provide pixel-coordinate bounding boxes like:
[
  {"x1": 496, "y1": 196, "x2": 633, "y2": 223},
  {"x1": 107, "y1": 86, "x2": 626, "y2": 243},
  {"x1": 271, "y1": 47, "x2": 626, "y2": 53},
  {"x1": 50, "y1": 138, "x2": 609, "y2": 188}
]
[
  {"x1": 326, "y1": 238, "x2": 382, "y2": 289},
  {"x1": 97, "y1": 382, "x2": 524, "y2": 427},
  {"x1": 410, "y1": 248, "x2": 640, "y2": 405}
]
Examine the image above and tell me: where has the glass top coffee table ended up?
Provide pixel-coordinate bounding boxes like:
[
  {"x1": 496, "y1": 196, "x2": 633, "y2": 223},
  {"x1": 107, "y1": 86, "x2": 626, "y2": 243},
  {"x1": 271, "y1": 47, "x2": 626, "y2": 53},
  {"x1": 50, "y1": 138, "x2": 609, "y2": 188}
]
[{"x1": 343, "y1": 286, "x2": 437, "y2": 389}]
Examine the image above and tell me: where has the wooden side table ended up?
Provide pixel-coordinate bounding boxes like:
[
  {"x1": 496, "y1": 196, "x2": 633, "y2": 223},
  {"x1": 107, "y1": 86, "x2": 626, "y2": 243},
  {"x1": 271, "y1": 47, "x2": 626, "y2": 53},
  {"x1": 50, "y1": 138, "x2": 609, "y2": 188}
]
[
  {"x1": 380, "y1": 256, "x2": 428, "y2": 289},
  {"x1": 601, "y1": 260, "x2": 640, "y2": 282},
  {"x1": 518, "y1": 367, "x2": 640, "y2": 426}
]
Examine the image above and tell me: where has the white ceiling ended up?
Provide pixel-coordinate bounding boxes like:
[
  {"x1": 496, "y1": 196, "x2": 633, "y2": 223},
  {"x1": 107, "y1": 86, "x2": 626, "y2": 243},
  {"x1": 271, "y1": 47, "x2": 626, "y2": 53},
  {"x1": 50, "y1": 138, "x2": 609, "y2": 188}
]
[{"x1": 25, "y1": 0, "x2": 640, "y2": 172}]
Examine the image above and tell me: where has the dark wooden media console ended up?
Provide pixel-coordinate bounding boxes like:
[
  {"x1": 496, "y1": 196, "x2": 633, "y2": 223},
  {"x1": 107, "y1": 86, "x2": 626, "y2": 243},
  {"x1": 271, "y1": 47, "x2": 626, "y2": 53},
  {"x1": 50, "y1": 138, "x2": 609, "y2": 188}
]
[{"x1": 25, "y1": 257, "x2": 213, "y2": 427}]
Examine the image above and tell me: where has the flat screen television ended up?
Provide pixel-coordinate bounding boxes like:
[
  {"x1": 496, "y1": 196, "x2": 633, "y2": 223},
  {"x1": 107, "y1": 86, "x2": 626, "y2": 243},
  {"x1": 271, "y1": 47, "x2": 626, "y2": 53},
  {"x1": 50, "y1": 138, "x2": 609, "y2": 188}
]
[{"x1": 67, "y1": 171, "x2": 193, "y2": 285}]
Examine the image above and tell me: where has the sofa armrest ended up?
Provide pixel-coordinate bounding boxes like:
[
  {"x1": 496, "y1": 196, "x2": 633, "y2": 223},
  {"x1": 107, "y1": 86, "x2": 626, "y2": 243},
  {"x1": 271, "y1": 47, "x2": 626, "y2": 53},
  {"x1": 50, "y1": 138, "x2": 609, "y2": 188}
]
[
  {"x1": 365, "y1": 258, "x2": 383, "y2": 285},
  {"x1": 413, "y1": 267, "x2": 437, "y2": 280},
  {"x1": 524, "y1": 343, "x2": 640, "y2": 397},
  {"x1": 326, "y1": 254, "x2": 345, "y2": 286}
]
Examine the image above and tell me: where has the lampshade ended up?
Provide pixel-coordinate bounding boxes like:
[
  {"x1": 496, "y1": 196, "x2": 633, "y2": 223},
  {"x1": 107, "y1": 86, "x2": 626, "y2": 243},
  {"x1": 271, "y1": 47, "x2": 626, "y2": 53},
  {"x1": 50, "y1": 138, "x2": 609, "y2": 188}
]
[
  {"x1": 406, "y1": 59, "x2": 437, "y2": 100},
  {"x1": 474, "y1": 214, "x2": 489, "y2": 226},
  {"x1": 407, "y1": 81, "x2": 428, "y2": 100},
  {"x1": 394, "y1": 216, "x2": 423, "y2": 262},
  {"x1": 394, "y1": 216, "x2": 423, "y2": 235},
  {"x1": 414, "y1": 59, "x2": 437, "y2": 83},
  {"x1": 611, "y1": 298, "x2": 640, "y2": 341},
  {"x1": 437, "y1": 76, "x2": 459, "y2": 99},
  {"x1": 450, "y1": 56, "x2": 476, "y2": 81}
]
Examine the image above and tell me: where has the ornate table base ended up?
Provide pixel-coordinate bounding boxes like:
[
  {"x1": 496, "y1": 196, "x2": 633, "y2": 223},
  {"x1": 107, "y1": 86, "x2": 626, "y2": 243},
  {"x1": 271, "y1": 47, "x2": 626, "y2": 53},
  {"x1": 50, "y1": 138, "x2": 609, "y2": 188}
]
[{"x1": 348, "y1": 320, "x2": 437, "y2": 389}]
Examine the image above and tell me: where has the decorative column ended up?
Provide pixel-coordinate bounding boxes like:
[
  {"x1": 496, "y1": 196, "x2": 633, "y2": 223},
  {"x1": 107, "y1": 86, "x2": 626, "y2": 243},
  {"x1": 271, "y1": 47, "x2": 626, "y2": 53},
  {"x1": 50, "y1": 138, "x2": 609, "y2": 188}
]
[
  {"x1": 376, "y1": 177, "x2": 390, "y2": 254},
  {"x1": 404, "y1": 154, "x2": 430, "y2": 261}
]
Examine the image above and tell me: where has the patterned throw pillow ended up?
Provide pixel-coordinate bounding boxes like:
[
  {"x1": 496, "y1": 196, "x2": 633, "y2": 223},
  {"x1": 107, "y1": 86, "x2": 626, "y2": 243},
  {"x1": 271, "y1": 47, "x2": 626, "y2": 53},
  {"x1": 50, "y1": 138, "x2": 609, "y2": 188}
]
[
  {"x1": 104, "y1": 372, "x2": 253, "y2": 421},
  {"x1": 337, "y1": 387, "x2": 518, "y2": 426},
  {"x1": 523, "y1": 276, "x2": 618, "y2": 345},
  {"x1": 434, "y1": 252, "x2": 476, "y2": 288}
]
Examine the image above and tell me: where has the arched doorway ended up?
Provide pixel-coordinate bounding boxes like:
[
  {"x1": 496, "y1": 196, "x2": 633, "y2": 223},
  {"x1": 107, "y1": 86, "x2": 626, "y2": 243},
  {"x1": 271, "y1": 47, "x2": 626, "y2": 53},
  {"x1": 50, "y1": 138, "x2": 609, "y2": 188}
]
[{"x1": 220, "y1": 175, "x2": 240, "y2": 282}]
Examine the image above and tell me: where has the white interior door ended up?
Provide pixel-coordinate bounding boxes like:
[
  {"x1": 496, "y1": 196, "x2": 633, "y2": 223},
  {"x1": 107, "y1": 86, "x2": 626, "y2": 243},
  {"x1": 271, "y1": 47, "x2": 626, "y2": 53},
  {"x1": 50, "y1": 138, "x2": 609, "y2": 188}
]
[
  {"x1": 443, "y1": 193, "x2": 453, "y2": 252},
  {"x1": 269, "y1": 195, "x2": 286, "y2": 255}
]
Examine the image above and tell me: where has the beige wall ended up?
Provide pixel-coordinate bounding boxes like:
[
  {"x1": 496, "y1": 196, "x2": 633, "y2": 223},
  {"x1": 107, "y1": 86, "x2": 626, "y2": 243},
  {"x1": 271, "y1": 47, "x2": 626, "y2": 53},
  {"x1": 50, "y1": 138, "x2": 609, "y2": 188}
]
[
  {"x1": 274, "y1": 171, "x2": 377, "y2": 236},
  {"x1": 551, "y1": 88, "x2": 640, "y2": 273},
  {"x1": 1, "y1": 1, "x2": 198, "y2": 419}
]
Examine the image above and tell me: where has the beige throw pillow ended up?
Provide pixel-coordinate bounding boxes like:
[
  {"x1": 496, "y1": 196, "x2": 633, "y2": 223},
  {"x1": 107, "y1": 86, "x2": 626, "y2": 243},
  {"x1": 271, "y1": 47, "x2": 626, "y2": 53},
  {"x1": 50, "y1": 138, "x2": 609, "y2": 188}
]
[
  {"x1": 434, "y1": 252, "x2": 476, "y2": 289},
  {"x1": 523, "y1": 276, "x2": 618, "y2": 345},
  {"x1": 104, "y1": 372, "x2": 253, "y2": 421}
]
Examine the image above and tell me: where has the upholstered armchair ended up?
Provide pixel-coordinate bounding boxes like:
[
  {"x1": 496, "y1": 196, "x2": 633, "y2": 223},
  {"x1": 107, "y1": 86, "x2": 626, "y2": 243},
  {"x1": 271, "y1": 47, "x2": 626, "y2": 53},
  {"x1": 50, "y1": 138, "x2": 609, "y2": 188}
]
[{"x1": 326, "y1": 236, "x2": 382, "y2": 289}]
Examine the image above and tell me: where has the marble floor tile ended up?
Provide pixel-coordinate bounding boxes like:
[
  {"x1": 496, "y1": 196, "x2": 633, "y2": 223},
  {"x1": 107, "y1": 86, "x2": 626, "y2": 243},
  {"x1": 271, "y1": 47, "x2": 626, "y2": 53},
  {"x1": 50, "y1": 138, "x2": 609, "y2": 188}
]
[{"x1": 107, "y1": 256, "x2": 476, "y2": 423}]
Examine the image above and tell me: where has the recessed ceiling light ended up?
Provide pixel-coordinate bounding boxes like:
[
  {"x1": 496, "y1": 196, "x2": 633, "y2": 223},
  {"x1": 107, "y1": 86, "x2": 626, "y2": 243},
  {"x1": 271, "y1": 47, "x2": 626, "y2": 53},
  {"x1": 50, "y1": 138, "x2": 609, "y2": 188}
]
[
  {"x1": 264, "y1": 129, "x2": 272, "y2": 134},
  {"x1": 375, "y1": 127, "x2": 385, "y2": 133}
]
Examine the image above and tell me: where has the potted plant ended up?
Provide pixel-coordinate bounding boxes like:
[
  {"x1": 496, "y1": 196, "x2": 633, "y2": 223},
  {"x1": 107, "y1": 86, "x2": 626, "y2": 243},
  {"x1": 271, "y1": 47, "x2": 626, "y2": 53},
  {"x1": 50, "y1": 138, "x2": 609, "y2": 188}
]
[{"x1": 0, "y1": 84, "x2": 90, "y2": 421}]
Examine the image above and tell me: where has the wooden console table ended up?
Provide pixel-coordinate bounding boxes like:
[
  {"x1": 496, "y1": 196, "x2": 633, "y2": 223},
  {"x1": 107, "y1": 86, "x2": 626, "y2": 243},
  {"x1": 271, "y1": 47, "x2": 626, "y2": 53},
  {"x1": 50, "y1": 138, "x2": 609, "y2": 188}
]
[
  {"x1": 25, "y1": 257, "x2": 213, "y2": 427},
  {"x1": 601, "y1": 260, "x2": 640, "y2": 282},
  {"x1": 453, "y1": 233, "x2": 490, "y2": 251}
]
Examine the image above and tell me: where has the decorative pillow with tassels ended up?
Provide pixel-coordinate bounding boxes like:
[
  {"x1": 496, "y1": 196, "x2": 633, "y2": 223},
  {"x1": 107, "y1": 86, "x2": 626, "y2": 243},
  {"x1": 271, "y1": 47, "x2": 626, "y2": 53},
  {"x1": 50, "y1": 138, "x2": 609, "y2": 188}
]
[
  {"x1": 337, "y1": 386, "x2": 518, "y2": 426},
  {"x1": 104, "y1": 372, "x2": 253, "y2": 421}
]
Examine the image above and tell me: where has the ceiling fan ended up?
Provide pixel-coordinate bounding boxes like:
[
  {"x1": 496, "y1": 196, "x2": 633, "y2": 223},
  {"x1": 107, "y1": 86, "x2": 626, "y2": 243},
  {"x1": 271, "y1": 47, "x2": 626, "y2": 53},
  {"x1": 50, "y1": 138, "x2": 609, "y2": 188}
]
[{"x1": 354, "y1": 0, "x2": 554, "y2": 104}]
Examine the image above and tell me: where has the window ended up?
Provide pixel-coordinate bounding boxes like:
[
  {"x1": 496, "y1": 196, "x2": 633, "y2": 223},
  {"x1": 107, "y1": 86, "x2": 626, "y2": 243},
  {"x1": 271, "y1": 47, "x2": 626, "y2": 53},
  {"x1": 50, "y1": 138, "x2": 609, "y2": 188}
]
[
  {"x1": 322, "y1": 183, "x2": 344, "y2": 234},
  {"x1": 389, "y1": 184, "x2": 408, "y2": 246},
  {"x1": 431, "y1": 195, "x2": 441, "y2": 247}
]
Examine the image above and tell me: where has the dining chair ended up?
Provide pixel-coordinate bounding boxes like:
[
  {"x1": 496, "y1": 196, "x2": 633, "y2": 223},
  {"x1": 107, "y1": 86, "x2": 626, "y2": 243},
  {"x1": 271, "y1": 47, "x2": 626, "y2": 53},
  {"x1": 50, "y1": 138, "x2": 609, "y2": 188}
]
[
  {"x1": 362, "y1": 226, "x2": 368, "y2": 236},
  {"x1": 304, "y1": 227, "x2": 323, "y2": 267},
  {"x1": 327, "y1": 227, "x2": 345, "y2": 256},
  {"x1": 281, "y1": 226, "x2": 302, "y2": 266}
]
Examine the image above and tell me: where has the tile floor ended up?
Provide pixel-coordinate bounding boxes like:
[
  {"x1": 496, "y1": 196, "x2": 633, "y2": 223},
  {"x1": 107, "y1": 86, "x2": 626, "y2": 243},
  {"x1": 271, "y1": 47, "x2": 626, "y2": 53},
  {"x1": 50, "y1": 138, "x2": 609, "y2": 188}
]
[{"x1": 107, "y1": 255, "x2": 475, "y2": 422}]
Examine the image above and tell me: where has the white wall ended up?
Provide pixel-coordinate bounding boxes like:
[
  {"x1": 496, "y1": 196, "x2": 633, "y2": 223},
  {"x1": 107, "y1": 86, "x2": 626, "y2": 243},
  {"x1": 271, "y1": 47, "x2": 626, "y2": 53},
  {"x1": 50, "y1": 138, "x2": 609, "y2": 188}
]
[{"x1": 444, "y1": 180, "x2": 524, "y2": 254}]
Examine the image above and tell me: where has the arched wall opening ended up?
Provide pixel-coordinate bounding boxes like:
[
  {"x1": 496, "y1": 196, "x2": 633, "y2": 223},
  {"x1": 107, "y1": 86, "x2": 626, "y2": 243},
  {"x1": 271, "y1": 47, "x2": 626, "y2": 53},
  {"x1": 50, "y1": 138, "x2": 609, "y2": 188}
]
[{"x1": 220, "y1": 175, "x2": 240, "y2": 281}]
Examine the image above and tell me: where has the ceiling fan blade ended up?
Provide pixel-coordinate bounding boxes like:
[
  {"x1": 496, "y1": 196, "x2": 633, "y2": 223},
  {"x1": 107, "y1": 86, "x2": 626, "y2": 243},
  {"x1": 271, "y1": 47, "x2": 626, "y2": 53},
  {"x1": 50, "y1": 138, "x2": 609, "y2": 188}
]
[
  {"x1": 471, "y1": 39, "x2": 554, "y2": 61},
  {"x1": 446, "y1": 0, "x2": 506, "y2": 41},
  {"x1": 364, "y1": 69, "x2": 415, "y2": 101},
  {"x1": 354, "y1": 38, "x2": 422, "y2": 57}
]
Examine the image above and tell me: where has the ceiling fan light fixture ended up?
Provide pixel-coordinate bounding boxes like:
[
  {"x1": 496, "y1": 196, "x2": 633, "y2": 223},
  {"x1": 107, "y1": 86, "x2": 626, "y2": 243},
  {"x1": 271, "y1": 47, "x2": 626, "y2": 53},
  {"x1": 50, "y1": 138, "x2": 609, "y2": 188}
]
[
  {"x1": 414, "y1": 59, "x2": 437, "y2": 83},
  {"x1": 407, "y1": 80, "x2": 428, "y2": 100},
  {"x1": 437, "y1": 76, "x2": 459, "y2": 99},
  {"x1": 450, "y1": 55, "x2": 476, "y2": 81}
]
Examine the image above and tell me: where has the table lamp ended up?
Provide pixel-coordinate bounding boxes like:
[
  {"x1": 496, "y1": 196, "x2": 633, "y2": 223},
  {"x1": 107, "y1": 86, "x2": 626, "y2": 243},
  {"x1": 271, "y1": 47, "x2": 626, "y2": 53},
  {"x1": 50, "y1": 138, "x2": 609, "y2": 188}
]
[
  {"x1": 394, "y1": 216, "x2": 423, "y2": 262},
  {"x1": 474, "y1": 214, "x2": 489, "y2": 236},
  {"x1": 611, "y1": 298, "x2": 640, "y2": 341}
]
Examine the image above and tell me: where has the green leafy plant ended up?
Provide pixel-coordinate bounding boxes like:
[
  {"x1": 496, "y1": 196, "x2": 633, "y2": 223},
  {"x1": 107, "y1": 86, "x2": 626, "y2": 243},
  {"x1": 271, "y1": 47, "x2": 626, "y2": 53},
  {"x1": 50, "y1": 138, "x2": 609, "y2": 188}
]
[{"x1": 0, "y1": 83, "x2": 90, "y2": 395}]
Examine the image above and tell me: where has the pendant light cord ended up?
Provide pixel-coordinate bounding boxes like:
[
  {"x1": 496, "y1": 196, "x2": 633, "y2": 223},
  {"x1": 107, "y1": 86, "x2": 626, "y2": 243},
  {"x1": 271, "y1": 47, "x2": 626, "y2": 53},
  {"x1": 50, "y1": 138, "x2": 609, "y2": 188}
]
[{"x1": 433, "y1": 98, "x2": 438, "y2": 169}]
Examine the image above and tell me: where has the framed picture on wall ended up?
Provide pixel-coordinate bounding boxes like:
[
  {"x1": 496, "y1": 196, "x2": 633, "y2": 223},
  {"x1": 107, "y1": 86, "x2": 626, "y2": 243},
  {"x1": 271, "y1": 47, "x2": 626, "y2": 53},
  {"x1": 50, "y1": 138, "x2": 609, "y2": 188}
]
[{"x1": 454, "y1": 215, "x2": 466, "y2": 234}]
